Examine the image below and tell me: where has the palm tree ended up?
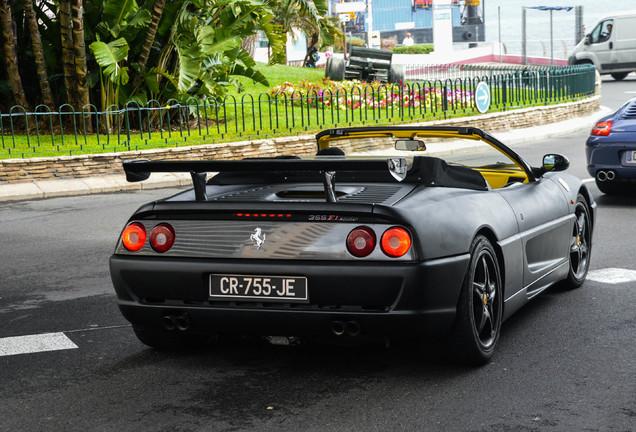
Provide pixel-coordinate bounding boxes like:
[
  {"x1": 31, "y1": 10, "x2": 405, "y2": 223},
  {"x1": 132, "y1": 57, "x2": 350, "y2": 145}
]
[
  {"x1": 270, "y1": 0, "x2": 338, "y2": 65},
  {"x1": 0, "y1": 0, "x2": 31, "y2": 109},
  {"x1": 23, "y1": 0, "x2": 54, "y2": 108},
  {"x1": 133, "y1": 0, "x2": 167, "y2": 88},
  {"x1": 72, "y1": 0, "x2": 92, "y2": 131},
  {"x1": 59, "y1": 0, "x2": 78, "y2": 108}
]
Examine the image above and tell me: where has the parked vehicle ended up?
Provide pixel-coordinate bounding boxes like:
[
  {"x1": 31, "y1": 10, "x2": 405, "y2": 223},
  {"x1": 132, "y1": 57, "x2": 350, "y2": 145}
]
[
  {"x1": 587, "y1": 97, "x2": 636, "y2": 194},
  {"x1": 569, "y1": 11, "x2": 636, "y2": 80}
]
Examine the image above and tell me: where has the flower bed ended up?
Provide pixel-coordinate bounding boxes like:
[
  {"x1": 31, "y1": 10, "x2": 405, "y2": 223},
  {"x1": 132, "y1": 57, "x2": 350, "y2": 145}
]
[{"x1": 269, "y1": 79, "x2": 474, "y2": 111}]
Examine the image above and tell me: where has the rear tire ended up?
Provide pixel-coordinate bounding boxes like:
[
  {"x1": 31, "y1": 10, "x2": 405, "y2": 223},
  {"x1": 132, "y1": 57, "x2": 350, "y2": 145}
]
[
  {"x1": 329, "y1": 57, "x2": 346, "y2": 81},
  {"x1": 611, "y1": 72, "x2": 629, "y2": 81},
  {"x1": 446, "y1": 235, "x2": 503, "y2": 366},
  {"x1": 561, "y1": 194, "x2": 592, "y2": 289},
  {"x1": 132, "y1": 325, "x2": 210, "y2": 350}
]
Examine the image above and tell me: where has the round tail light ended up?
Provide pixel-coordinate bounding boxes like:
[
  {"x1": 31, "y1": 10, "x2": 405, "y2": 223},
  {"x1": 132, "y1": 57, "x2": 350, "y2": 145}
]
[
  {"x1": 346, "y1": 226, "x2": 377, "y2": 257},
  {"x1": 381, "y1": 227, "x2": 411, "y2": 257},
  {"x1": 149, "y1": 223, "x2": 175, "y2": 253},
  {"x1": 122, "y1": 222, "x2": 147, "y2": 252}
]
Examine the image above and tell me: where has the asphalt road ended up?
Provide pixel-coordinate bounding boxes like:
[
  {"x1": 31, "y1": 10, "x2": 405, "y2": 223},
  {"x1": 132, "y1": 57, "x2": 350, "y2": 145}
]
[{"x1": 0, "y1": 75, "x2": 634, "y2": 432}]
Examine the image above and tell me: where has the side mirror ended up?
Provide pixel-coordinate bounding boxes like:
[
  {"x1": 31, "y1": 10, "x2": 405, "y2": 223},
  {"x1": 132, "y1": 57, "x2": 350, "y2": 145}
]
[
  {"x1": 542, "y1": 154, "x2": 569, "y2": 173},
  {"x1": 584, "y1": 34, "x2": 591, "y2": 45},
  {"x1": 395, "y1": 139, "x2": 426, "y2": 151}
]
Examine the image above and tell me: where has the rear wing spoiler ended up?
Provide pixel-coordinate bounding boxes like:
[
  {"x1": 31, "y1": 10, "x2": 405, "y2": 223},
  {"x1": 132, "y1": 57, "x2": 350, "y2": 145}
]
[{"x1": 122, "y1": 158, "x2": 407, "y2": 202}]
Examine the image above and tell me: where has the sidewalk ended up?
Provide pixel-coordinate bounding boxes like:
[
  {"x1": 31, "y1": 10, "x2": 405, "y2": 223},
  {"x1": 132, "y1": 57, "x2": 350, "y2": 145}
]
[{"x1": 0, "y1": 107, "x2": 609, "y2": 203}]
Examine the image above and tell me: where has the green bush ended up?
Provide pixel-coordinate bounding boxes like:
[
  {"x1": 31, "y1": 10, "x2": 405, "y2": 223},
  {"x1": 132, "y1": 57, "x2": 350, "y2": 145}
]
[{"x1": 393, "y1": 44, "x2": 434, "y2": 54}]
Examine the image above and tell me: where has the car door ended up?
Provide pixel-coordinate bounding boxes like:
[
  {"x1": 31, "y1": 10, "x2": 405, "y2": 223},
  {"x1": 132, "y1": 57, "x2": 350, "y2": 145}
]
[
  {"x1": 496, "y1": 177, "x2": 571, "y2": 295},
  {"x1": 588, "y1": 19, "x2": 615, "y2": 73}
]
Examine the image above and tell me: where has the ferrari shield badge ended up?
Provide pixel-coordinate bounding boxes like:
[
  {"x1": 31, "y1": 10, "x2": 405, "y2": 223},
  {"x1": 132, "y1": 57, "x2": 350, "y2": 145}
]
[{"x1": 250, "y1": 227, "x2": 266, "y2": 250}]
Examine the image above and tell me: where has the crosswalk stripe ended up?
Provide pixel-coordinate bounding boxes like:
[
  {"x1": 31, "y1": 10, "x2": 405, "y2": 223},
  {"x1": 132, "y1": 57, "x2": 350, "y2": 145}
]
[
  {"x1": 0, "y1": 332, "x2": 78, "y2": 357},
  {"x1": 587, "y1": 268, "x2": 636, "y2": 284}
]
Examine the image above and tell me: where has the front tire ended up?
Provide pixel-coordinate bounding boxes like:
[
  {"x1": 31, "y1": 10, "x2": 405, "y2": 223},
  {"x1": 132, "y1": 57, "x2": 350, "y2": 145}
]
[{"x1": 447, "y1": 235, "x2": 503, "y2": 366}]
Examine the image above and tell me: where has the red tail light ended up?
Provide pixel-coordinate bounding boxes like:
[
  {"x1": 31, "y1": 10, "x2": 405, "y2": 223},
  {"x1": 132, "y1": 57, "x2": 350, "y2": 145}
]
[
  {"x1": 346, "y1": 226, "x2": 376, "y2": 257},
  {"x1": 591, "y1": 120, "x2": 612, "y2": 136},
  {"x1": 381, "y1": 227, "x2": 412, "y2": 257},
  {"x1": 122, "y1": 222, "x2": 147, "y2": 252},
  {"x1": 149, "y1": 223, "x2": 175, "y2": 253}
]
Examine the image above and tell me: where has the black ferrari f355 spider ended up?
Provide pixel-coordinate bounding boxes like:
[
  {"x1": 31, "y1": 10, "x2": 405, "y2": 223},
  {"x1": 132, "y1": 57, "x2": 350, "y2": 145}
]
[{"x1": 110, "y1": 126, "x2": 595, "y2": 365}]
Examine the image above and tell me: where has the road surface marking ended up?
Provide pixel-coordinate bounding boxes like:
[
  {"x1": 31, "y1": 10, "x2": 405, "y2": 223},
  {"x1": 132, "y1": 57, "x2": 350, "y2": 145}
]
[
  {"x1": 0, "y1": 332, "x2": 78, "y2": 357},
  {"x1": 587, "y1": 268, "x2": 636, "y2": 284}
]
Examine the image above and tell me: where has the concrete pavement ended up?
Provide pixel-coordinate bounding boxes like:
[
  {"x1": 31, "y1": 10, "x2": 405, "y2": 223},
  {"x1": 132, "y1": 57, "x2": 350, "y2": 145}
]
[{"x1": 0, "y1": 107, "x2": 609, "y2": 203}]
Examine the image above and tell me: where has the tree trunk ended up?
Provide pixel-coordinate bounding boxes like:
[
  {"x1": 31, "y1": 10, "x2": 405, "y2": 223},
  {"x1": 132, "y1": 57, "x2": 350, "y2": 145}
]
[
  {"x1": 59, "y1": 0, "x2": 78, "y2": 109},
  {"x1": 72, "y1": 0, "x2": 92, "y2": 132},
  {"x1": 0, "y1": 0, "x2": 31, "y2": 110},
  {"x1": 23, "y1": 0, "x2": 55, "y2": 108},
  {"x1": 133, "y1": 0, "x2": 166, "y2": 88}
]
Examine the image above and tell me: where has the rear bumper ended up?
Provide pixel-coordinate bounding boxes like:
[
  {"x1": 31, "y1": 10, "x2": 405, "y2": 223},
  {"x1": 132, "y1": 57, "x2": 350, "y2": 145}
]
[
  {"x1": 109, "y1": 254, "x2": 469, "y2": 340},
  {"x1": 586, "y1": 137, "x2": 636, "y2": 181}
]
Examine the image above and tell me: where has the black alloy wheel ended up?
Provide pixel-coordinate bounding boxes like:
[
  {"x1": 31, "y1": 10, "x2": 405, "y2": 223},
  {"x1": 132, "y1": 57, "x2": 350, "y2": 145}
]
[
  {"x1": 447, "y1": 235, "x2": 503, "y2": 366},
  {"x1": 564, "y1": 194, "x2": 592, "y2": 288}
]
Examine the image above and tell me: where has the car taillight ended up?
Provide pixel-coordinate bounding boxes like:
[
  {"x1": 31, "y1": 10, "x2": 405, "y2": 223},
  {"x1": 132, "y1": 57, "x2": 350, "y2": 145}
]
[
  {"x1": 591, "y1": 120, "x2": 612, "y2": 136},
  {"x1": 149, "y1": 223, "x2": 175, "y2": 253},
  {"x1": 381, "y1": 227, "x2": 412, "y2": 258},
  {"x1": 122, "y1": 222, "x2": 147, "y2": 252},
  {"x1": 346, "y1": 226, "x2": 376, "y2": 257}
]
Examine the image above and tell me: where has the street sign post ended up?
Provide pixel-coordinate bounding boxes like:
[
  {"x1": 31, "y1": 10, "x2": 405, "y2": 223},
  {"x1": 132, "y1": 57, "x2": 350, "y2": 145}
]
[{"x1": 475, "y1": 81, "x2": 491, "y2": 113}]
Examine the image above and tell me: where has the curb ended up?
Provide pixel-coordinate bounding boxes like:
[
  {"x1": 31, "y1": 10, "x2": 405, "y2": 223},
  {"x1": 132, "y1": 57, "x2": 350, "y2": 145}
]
[{"x1": 0, "y1": 106, "x2": 610, "y2": 203}]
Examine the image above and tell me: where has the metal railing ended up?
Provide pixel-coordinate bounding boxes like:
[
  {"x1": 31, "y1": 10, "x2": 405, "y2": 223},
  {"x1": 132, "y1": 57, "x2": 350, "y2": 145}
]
[{"x1": 0, "y1": 64, "x2": 596, "y2": 159}]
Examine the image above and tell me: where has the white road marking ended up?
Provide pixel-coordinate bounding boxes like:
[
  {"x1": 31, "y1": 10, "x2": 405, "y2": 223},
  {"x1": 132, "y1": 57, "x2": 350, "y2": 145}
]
[
  {"x1": 0, "y1": 332, "x2": 78, "y2": 357},
  {"x1": 587, "y1": 268, "x2": 636, "y2": 284}
]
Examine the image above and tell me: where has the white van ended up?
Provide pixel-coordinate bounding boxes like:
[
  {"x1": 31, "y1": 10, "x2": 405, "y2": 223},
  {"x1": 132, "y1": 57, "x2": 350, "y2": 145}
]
[{"x1": 569, "y1": 11, "x2": 636, "y2": 80}]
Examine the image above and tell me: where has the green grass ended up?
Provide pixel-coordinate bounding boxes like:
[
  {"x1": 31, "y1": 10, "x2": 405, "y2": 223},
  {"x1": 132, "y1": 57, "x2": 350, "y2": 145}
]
[{"x1": 229, "y1": 63, "x2": 325, "y2": 96}]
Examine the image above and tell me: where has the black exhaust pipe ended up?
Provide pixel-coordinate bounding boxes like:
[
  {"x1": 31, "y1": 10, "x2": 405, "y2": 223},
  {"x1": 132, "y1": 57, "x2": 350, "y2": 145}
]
[
  {"x1": 345, "y1": 321, "x2": 361, "y2": 337},
  {"x1": 332, "y1": 320, "x2": 345, "y2": 336},
  {"x1": 175, "y1": 313, "x2": 191, "y2": 331},
  {"x1": 162, "y1": 315, "x2": 176, "y2": 331}
]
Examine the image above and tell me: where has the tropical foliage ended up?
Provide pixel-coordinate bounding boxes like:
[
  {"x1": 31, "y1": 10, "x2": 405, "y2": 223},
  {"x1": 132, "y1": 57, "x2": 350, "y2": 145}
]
[{"x1": 0, "y1": 0, "x2": 336, "y2": 120}]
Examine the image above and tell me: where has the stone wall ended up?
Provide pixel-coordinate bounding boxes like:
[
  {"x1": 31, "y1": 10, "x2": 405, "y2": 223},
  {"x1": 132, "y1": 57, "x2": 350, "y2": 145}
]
[{"x1": 0, "y1": 96, "x2": 600, "y2": 184}]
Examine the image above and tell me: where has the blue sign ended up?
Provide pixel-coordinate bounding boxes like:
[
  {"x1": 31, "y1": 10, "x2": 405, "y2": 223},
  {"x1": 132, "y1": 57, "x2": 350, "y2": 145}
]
[{"x1": 475, "y1": 82, "x2": 491, "y2": 114}]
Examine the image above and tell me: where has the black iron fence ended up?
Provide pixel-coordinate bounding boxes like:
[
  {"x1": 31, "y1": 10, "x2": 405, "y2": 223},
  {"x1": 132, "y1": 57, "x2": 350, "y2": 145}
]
[{"x1": 0, "y1": 63, "x2": 596, "y2": 159}]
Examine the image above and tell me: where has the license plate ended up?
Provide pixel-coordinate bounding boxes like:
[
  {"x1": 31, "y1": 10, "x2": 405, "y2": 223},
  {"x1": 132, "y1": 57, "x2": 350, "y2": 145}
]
[
  {"x1": 628, "y1": 151, "x2": 636, "y2": 164},
  {"x1": 209, "y1": 274, "x2": 308, "y2": 302}
]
